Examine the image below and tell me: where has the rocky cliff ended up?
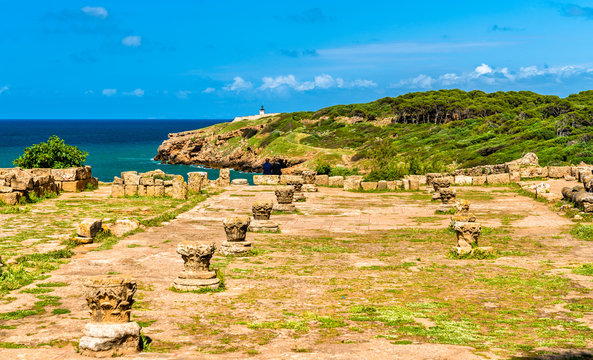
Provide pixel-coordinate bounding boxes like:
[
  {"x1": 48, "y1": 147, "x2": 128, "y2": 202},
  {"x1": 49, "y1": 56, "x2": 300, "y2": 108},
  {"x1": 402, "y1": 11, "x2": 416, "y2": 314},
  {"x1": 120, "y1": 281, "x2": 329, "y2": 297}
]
[{"x1": 154, "y1": 122, "x2": 307, "y2": 172}]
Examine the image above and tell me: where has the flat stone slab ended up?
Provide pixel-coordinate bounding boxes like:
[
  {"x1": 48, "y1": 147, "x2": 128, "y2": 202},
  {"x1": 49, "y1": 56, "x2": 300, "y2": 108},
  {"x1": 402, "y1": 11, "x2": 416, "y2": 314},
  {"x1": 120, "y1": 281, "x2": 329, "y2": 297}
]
[{"x1": 80, "y1": 322, "x2": 140, "y2": 358}]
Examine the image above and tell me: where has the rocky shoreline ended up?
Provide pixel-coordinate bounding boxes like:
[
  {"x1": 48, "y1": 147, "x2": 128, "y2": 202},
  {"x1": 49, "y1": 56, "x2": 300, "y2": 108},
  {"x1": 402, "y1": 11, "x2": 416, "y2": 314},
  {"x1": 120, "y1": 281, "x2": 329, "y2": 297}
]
[{"x1": 154, "y1": 125, "x2": 305, "y2": 173}]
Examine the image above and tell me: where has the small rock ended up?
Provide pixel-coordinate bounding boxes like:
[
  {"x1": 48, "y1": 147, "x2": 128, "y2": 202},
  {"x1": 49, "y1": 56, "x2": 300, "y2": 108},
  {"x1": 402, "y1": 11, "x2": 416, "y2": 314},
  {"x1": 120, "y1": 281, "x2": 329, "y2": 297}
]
[{"x1": 77, "y1": 219, "x2": 103, "y2": 239}]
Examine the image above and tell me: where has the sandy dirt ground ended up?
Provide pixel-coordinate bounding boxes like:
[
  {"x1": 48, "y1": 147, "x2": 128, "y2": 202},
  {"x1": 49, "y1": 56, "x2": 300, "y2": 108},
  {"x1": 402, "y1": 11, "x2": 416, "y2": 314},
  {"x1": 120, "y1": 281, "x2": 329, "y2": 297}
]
[{"x1": 1, "y1": 180, "x2": 592, "y2": 360}]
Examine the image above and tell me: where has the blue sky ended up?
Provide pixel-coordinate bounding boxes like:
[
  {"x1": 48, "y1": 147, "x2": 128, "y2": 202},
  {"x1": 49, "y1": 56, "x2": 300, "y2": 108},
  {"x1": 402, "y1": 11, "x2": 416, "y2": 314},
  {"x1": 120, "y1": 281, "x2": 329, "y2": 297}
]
[{"x1": 1, "y1": 1, "x2": 593, "y2": 119}]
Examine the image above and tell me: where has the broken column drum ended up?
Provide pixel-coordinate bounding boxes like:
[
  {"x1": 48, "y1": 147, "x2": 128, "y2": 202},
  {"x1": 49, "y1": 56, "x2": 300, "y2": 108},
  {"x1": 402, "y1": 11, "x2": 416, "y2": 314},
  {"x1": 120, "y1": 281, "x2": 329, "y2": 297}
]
[
  {"x1": 79, "y1": 276, "x2": 141, "y2": 357},
  {"x1": 173, "y1": 241, "x2": 219, "y2": 290}
]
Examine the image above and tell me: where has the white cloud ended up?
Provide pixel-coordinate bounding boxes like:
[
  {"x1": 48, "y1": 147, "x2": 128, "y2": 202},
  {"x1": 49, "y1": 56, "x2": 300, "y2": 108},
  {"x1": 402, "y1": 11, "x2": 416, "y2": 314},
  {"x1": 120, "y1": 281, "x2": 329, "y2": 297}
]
[
  {"x1": 259, "y1": 74, "x2": 377, "y2": 92},
  {"x1": 318, "y1": 41, "x2": 514, "y2": 58},
  {"x1": 473, "y1": 63, "x2": 493, "y2": 77},
  {"x1": 0, "y1": 86, "x2": 8, "y2": 95},
  {"x1": 176, "y1": 90, "x2": 192, "y2": 99},
  {"x1": 102, "y1": 88, "x2": 117, "y2": 96},
  {"x1": 124, "y1": 88, "x2": 144, "y2": 97},
  {"x1": 223, "y1": 77, "x2": 253, "y2": 92},
  {"x1": 122, "y1": 36, "x2": 142, "y2": 47},
  {"x1": 202, "y1": 87, "x2": 215, "y2": 94},
  {"x1": 346, "y1": 79, "x2": 377, "y2": 88},
  {"x1": 393, "y1": 63, "x2": 593, "y2": 89},
  {"x1": 81, "y1": 6, "x2": 108, "y2": 19}
]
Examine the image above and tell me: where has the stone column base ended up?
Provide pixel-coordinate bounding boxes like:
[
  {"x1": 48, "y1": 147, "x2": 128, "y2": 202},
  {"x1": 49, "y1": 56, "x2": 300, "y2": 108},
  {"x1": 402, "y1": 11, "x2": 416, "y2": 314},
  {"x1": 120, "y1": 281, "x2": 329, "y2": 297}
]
[
  {"x1": 79, "y1": 322, "x2": 141, "y2": 358},
  {"x1": 273, "y1": 203, "x2": 296, "y2": 212},
  {"x1": 431, "y1": 193, "x2": 441, "y2": 200},
  {"x1": 453, "y1": 246, "x2": 495, "y2": 257},
  {"x1": 219, "y1": 241, "x2": 252, "y2": 255},
  {"x1": 249, "y1": 220, "x2": 279, "y2": 233},
  {"x1": 173, "y1": 270, "x2": 219, "y2": 290}
]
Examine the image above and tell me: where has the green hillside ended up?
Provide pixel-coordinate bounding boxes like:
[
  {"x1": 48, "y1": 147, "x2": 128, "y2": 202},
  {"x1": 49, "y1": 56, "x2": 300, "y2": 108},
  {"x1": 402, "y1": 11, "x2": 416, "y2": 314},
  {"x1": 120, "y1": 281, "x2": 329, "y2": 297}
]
[{"x1": 212, "y1": 89, "x2": 593, "y2": 179}]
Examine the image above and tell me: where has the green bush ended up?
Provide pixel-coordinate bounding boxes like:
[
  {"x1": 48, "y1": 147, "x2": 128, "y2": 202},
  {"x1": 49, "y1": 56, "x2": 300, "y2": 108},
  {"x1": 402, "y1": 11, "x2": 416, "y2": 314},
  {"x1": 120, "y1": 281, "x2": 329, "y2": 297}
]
[{"x1": 13, "y1": 136, "x2": 88, "y2": 169}]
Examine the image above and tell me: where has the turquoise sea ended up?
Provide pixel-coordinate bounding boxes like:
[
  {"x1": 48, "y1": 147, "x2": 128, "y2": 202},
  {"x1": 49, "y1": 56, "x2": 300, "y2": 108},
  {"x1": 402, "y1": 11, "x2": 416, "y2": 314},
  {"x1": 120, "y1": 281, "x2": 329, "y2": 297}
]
[{"x1": 0, "y1": 119, "x2": 258, "y2": 183}]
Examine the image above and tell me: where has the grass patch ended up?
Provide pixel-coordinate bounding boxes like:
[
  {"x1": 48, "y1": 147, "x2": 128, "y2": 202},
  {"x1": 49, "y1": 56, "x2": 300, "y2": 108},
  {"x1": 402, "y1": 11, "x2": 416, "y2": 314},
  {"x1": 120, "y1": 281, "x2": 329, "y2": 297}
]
[
  {"x1": 571, "y1": 224, "x2": 593, "y2": 241},
  {"x1": 573, "y1": 264, "x2": 593, "y2": 276}
]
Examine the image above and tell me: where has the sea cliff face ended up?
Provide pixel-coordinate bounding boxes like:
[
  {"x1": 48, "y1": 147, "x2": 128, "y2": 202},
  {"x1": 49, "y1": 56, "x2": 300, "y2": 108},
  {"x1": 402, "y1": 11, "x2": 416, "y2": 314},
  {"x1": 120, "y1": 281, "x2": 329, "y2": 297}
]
[{"x1": 154, "y1": 123, "x2": 307, "y2": 172}]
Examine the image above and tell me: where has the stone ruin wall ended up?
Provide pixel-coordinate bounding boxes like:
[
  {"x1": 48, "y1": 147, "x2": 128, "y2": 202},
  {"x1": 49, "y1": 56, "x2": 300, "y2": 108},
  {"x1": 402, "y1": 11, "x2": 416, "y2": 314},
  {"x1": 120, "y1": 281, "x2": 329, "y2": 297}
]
[
  {"x1": 111, "y1": 170, "x2": 188, "y2": 199},
  {"x1": 0, "y1": 166, "x2": 98, "y2": 205}
]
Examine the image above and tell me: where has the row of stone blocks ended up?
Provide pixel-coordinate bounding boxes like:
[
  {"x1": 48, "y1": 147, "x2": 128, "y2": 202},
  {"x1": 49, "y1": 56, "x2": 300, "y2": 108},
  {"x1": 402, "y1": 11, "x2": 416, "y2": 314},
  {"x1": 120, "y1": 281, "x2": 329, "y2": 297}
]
[
  {"x1": 0, "y1": 166, "x2": 97, "y2": 205},
  {"x1": 111, "y1": 170, "x2": 188, "y2": 199}
]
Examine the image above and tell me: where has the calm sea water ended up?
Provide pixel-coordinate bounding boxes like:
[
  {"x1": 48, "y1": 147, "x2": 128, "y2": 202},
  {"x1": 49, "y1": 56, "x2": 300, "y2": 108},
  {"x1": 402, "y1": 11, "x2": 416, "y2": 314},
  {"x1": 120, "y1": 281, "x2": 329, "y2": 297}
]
[{"x1": 0, "y1": 119, "x2": 257, "y2": 183}]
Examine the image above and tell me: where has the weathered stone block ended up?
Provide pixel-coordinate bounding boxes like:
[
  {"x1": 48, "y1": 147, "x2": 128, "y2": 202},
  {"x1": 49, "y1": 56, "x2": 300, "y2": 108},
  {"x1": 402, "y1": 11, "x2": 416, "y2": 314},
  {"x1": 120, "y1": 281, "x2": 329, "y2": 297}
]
[
  {"x1": 61, "y1": 179, "x2": 88, "y2": 192},
  {"x1": 154, "y1": 185, "x2": 165, "y2": 196},
  {"x1": 344, "y1": 176, "x2": 362, "y2": 191},
  {"x1": 402, "y1": 179, "x2": 410, "y2": 190},
  {"x1": 407, "y1": 175, "x2": 427, "y2": 186},
  {"x1": 121, "y1": 171, "x2": 140, "y2": 185},
  {"x1": 27, "y1": 168, "x2": 52, "y2": 177},
  {"x1": 218, "y1": 168, "x2": 231, "y2": 187},
  {"x1": 548, "y1": 166, "x2": 571, "y2": 178},
  {"x1": 315, "y1": 175, "x2": 329, "y2": 186},
  {"x1": 253, "y1": 175, "x2": 280, "y2": 185},
  {"x1": 486, "y1": 173, "x2": 510, "y2": 185},
  {"x1": 509, "y1": 172, "x2": 521, "y2": 182},
  {"x1": 77, "y1": 219, "x2": 103, "y2": 238},
  {"x1": 328, "y1": 176, "x2": 344, "y2": 187},
  {"x1": 80, "y1": 322, "x2": 140, "y2": 357},
  {"x1": 51, "y1": 168, "x2": 78, "y2": 182},
  {"x1": 409, "y1": 178, "x2": 419, "y2": 190},
  {"x1": 454, "y1": 175, "x2": 472, "y2": 186},
  {"x1": 520, "y1": 166, "x2": 549, "y2": 179},
  {"x1": 0, "y1": 192, "x2": 21, "y2": 205},
  {"x1": 361, "y1": 182, "x2": 377, "y2": 191},
  {"x1": 377, "y1": 180, "x2": 388, "y2": 190},
  {"x1": 137, "y1": 185, "x2": 146, "y2": 197},
  {"x1": 172, "y1": 182, "x2": 188, "y2": 199},
  {"x1": 111, "y1": 184, "x2": 124, "y2": 197},
  {"x1": 139, "y1": 177, "x2": 154, "y2": 186},
  {"x1": 10, "y1": 178, "x2": 33, "y2": 191},
  {"x1": 280, "y1": 175, "x2": 302, "y2": 184},
  {"x1": 104, "y1": 219, "x2": 139, "y2": 237},
  {"x1": 188, "y1": 172, "x2": 206, "y2": 192},
  {"x1": 386, "y1": 181, "x2": 397, "y2": 191},
  {"x1": 164, "y1": 185, "x2": 174, "y2": 197},
  {"x1": 124, "y1": 185, "x2": 138, "y2": 197},
  {"x1": 472, "y1": 176, "x2": 486, "y2": 185}
]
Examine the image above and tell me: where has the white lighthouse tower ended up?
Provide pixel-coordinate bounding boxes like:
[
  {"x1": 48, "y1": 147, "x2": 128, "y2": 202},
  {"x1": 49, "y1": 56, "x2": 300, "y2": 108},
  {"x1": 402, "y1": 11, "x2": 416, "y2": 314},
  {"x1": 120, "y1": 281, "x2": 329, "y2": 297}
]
[{"x1": 260, "y1": 105, "x2": 265, "y2": 115}]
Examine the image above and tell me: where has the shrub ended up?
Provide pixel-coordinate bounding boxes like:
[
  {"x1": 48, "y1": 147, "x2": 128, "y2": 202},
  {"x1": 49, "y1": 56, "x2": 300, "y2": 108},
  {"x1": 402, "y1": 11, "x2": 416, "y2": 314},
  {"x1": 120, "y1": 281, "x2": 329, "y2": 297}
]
[
  {"x1": 13, "y1": 136, "x2": 88, "y2": 169},
  {"x1": 315, "y1": 162, "x2": 332, "y2": 175}
]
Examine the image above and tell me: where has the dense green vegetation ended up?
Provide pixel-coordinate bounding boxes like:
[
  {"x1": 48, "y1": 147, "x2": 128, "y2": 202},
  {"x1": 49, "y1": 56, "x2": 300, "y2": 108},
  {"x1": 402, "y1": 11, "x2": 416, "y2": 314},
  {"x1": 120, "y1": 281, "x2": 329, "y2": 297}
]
[
  {"x1": 217, "y1": 90, "x2": 593, "y2": 179},
  {"x1": 13, "y1": 135, "x2": 88, "y2": 169}
]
